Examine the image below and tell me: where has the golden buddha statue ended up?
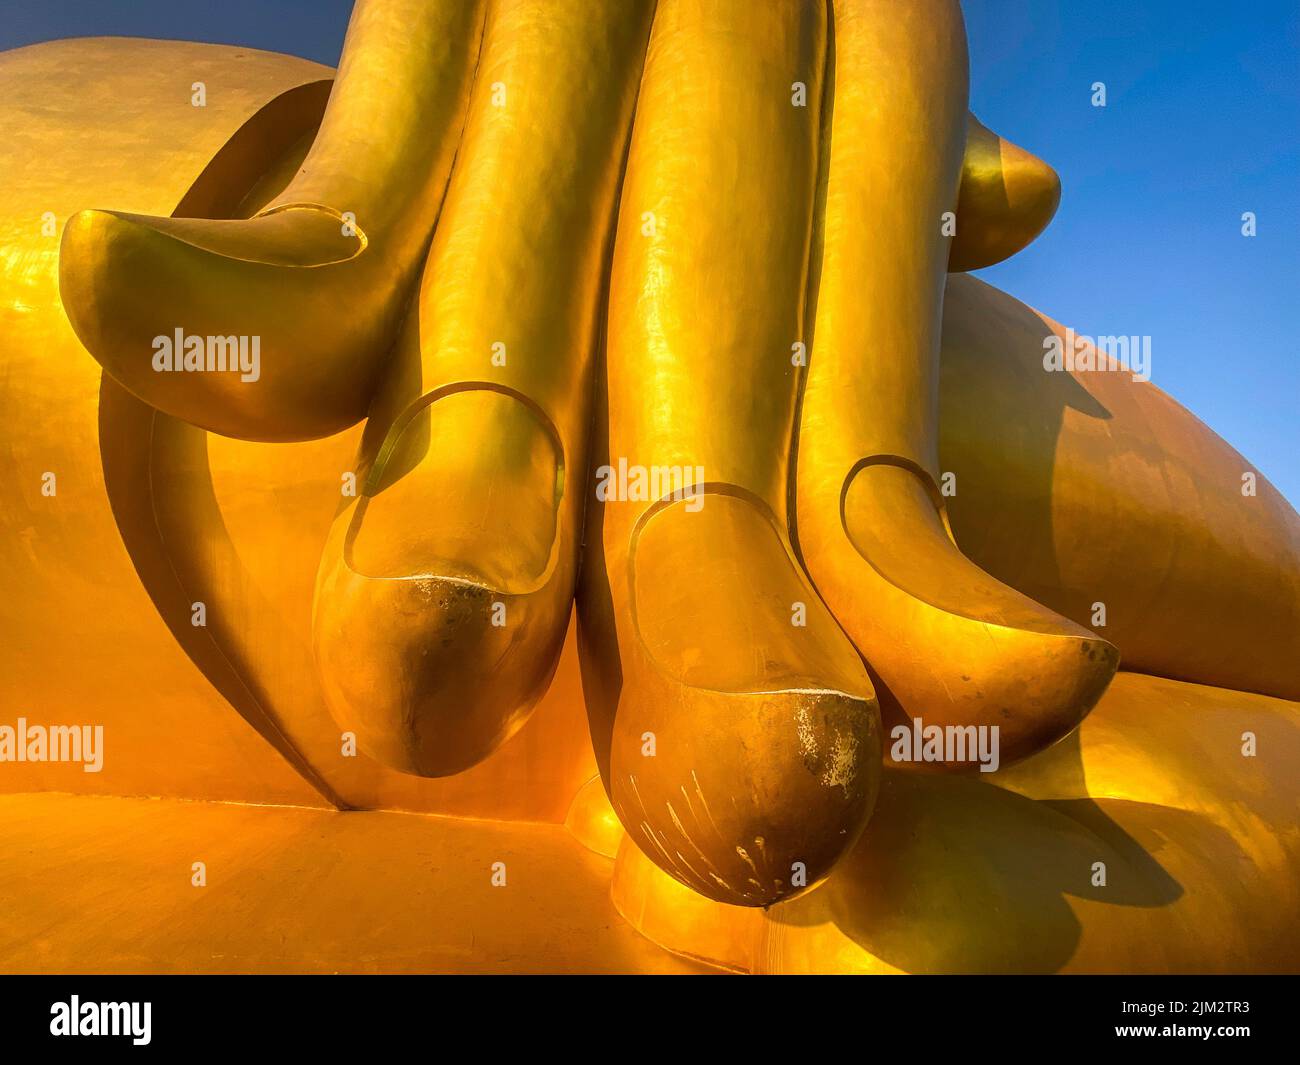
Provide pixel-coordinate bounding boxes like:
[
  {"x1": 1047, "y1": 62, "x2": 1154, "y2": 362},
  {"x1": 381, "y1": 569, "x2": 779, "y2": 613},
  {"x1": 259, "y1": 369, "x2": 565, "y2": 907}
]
[{"x1": 1, "y1": 0, "x2": 1295, "y2": 973}]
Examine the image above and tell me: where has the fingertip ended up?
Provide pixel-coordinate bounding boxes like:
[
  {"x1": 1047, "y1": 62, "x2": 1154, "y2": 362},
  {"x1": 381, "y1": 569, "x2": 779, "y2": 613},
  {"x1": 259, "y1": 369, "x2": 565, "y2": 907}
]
[{"x1": 950, "y1": 113, "x2": 1061, "y2": 271}]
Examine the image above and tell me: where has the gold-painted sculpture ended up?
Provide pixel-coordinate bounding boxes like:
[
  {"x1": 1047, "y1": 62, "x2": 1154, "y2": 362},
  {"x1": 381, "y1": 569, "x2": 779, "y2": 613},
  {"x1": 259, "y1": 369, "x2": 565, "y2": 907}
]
[
  {"x1": 314, "y1": 0, "x2": 655, "y2": 777},
  {"x1": 580, "y1": 0, "x2": 882, "y2": 907},
  {"x1": 59, "y1": 0, "x2": 484, "y2": 441},
  {"x1": 2, "y1": 0, "x2": 1297, "y2": 972}
]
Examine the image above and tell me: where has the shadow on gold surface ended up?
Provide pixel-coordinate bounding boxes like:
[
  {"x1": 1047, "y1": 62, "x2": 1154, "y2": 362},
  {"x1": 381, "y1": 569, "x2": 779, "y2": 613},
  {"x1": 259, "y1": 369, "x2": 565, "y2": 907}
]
[
  {"x1": 1, "y1": 21, "x2": 1297, "y2": 973},
  {"x1": 613, "y1": 673, "x2": 1299, "y2": 973}
]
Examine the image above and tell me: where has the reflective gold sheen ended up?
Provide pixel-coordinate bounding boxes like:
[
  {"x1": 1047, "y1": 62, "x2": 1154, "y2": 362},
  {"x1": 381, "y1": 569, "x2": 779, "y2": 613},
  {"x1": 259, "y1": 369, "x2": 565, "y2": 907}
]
[
  {"x1": 950, "y1": 113, "x2": 1063, "y2": 272},
  {"x1": 580, "y1": 0, "x2": 882, "y2": 908},
  {"x1": 313, "y1": 0, "x2": 656, "y2": 777},
  {"x1": 1, "y1": 0, "x2": 1297, "y2": 973},
  {"x1": 59, "y1": 0, "x2": 486, "y2": 441}
]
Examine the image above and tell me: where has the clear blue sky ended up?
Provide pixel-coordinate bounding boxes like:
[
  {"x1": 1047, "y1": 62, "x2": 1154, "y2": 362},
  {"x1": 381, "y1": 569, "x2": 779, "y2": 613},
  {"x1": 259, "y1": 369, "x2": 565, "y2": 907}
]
[
  {"x1": 964, "y1": 0, "x2": 1299, "y2": 506},
  {"x1": 4, "y1": 0, "x2": 1296, "y2": 504}
]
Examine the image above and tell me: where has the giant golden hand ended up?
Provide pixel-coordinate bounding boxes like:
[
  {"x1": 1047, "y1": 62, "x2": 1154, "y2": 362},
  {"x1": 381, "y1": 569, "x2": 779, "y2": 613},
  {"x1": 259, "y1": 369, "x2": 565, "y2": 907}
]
[{"x1": 7, "y1": 0, "x2": 1296, "y2": 966}]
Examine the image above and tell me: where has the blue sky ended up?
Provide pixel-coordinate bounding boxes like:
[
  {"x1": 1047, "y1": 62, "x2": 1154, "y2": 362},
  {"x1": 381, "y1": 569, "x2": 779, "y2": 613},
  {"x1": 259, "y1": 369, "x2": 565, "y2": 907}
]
[
  {"x1": 964, "y1": 0, "x2": 1299, "y2": 506},
  {"x1": 4, "y1": 0, "x2": 1296, "y2": 503}
]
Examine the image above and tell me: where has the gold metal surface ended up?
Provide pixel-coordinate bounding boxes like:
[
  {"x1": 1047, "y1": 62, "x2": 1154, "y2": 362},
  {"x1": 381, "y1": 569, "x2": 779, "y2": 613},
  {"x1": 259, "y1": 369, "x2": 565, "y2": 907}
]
[
  {"x1": 579, "y1": 0, "x2": 882, "y2": 908},
  {"x1": 0, "y1": 34, "x2": 597, "y2": 821},
  {"x1": 1, "y1": 0, "x2": 1297, "y2": 972},
  {"x1": 0, "y1": 792, "x2": 709, "y2": 974},
  {"x1": 314, "y1": 0, "x2": 656, "y2": 777},
  {"x1": 611, "y1": 672, "x2": 1300, "y2": 973},
  {"x1": 950, "y1": 113, "x2": 1063, "y2": 272},
  {"x1": 795, "y1": 0, "x2": 1118, "y2": 773},
  {"x1": 59, "y1": 0, "x2": 486, "y2": 441},
  {"x1": 939, "y1": 274, "x2": 1300, "y2": 701}
]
